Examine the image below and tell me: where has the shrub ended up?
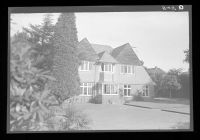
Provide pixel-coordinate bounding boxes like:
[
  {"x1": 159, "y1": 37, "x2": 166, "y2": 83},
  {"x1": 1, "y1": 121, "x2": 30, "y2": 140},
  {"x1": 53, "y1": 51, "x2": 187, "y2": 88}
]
[
  {"x1": 46, "y1": 103, "x2": 91, "y2": 130},
  {"x1": 89, "y1": 95, "x2": 102, "y2": 104},
  {"x1": 132, "y1": 90, "x2": 144, "y2": 101}
]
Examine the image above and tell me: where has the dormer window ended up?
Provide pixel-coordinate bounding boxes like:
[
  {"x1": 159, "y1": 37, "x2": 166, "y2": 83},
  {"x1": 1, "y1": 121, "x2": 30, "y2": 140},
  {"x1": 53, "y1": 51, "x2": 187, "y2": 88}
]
[
  {"x1": 120, "y1": 65, "x2": 134, "y2": 74},
  {"x1": 80, "y1": 61, "x2": 92, "y2": 71},
  {"x1": 101, "y1": 63, "x2": 113, "y2": 72}
]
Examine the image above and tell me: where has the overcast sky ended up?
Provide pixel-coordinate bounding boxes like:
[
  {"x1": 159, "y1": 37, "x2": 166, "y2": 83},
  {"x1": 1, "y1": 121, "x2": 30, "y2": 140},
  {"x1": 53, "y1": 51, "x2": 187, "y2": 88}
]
[{"x1": 10, "y1": 12, "x2": 189, "y2": 72}]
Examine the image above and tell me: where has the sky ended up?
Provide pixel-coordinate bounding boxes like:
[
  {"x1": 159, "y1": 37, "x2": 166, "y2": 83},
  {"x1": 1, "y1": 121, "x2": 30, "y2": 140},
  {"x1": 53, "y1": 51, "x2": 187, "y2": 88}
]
[{"x1": 10, "y1": 12, "x2": 189, "y2": 72}]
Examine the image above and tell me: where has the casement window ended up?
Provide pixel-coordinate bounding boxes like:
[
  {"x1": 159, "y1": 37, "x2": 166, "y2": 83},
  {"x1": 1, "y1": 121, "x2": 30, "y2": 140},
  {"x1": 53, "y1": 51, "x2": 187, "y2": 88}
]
[
  {"x1": 80, "y1": 61, "x2": 92, "y2": 71},
  {"x1": 103, "y1": 84, "x2": 117, "y2": 94},
  {"x1": 120, "y1": 65, "x2": 134, "y2": 74},
  {"x1": 101, "y1": 63, "x2": 113, "y2": 72},
  {"x1": 80, "y1": 83, "x2": 93, "y2": 96},
  {"x1": 142, "y1": 85, "x2": 149, "y2": 97},
  {"x1": 123, "y1": 84, "x2": 131, "y2": 96}
]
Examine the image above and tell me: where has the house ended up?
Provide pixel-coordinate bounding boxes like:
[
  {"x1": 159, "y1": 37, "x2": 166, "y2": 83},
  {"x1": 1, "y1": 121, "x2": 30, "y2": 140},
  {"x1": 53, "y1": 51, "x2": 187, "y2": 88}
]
[{"x1": 73, "y1": 38, "x2": 155, "y2": 104}]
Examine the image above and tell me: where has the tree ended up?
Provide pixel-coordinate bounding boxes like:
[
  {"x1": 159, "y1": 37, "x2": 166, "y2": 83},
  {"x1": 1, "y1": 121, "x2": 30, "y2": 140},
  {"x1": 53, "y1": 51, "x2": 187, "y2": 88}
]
[
  {"x1": 184, "y1": 49, "x2": 189, "y2": 63},
  {"x1": 162, "y1": 72, "x2": 181, "y2": 98},
  {"x1": 10, "y1": 30, "x2": 90, "y2": 131},
  {"x1": 178, "y1": 72, "x2": 190, "y2": 98},
  {"x1": 51, "y1": 13, "x2": 80, "y2": 102},
  {"x1": 10, "y1": 36, "x2": 58, "y2": 131},
  {"x1": 22, "y1": 14, "x2": 55, "y2": 71},
  {"x1": 151, "y1": 73, "x2": 165, "y2": 97}
]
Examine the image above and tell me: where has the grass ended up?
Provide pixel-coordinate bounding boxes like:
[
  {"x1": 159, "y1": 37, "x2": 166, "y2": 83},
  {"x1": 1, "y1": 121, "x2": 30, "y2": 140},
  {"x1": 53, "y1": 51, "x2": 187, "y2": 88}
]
[{"x1": 73, "y1": 103, "x2": 190, "y2": 130}]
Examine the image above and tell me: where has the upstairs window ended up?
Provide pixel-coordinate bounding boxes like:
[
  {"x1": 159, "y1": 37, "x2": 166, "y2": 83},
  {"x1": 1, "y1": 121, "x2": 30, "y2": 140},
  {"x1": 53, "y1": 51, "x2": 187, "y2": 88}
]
[
  {"x1": 121, "y1": 65, "x2": 134, "y2": 74},
  {"x1": 101, "y1": 63, "x2": 113, "y2": 72},
  {"x1": 80, "y1": 61, "x2": 92, "y2": 71}
]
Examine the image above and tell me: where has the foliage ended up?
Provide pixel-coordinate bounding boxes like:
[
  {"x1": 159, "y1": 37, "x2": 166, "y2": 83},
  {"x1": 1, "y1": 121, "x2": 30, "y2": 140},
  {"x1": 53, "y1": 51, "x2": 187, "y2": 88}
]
[
  {"x1": 10, "y1": 38, "x2": 58, "y2": 131},
  {"x1": 89, "y1": 95, "x2": 102, "y2": 104},
  {"x1": 150, "y1": 73, "x2": 165, "y2": 97},
  {"x1": 22, "y1": 14, "x2": 55, "y2": 71},
  {"x1": 46, "y1": 104, "x2": 91, "y2": 131},
  {"x1": 51, "y1": 13, "x2": 80, "y2": 101},
  {"x1": 178, "y1": 73, "x2": 190, "y2": 98},
  {"x1": 161, "y1": 72, "x2": 181, "y2": 98},
  {"x1": 10, "y1": 14, "x2": 90, "y2": 130},
  {"x1": 132, "y1": 90, "x2": 144, "y2": 101},
  {"x1": 23, "y1": 13, "x2": 54, "y2": 46}
]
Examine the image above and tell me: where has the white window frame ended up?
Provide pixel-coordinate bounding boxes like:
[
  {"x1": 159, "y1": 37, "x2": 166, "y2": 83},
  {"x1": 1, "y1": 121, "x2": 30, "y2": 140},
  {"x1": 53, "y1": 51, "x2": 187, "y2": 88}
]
[
  {"x1": 123, "y1": 84, "x2": 131, "y2": 97},
  {"x1": 142, "y1": 85, "x2": 149, "y2": 97},
  {"x1": 120, "y1": 65, "x2": 133, "y2": 74},
  {"x1": 79, "y1": 61, "x2": 92, "y2": 71},
  {"x1": 103, "y1": 84, "x2": 118, "y2": 95},
  {"x1": 80, "y1": 83, "x2": 93, "y2": 96},
  {"x1": 101, "y1": 63, "x2": 114, "y2": 73}
]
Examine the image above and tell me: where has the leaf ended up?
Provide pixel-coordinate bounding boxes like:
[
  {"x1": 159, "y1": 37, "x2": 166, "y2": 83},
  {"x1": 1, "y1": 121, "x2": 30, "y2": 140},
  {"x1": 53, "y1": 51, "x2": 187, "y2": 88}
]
[
  {"x1": 38, "y1": 74, "x2": 56, "y2": 81},
  {"x1": 23, "y1": 112, "x2": 32, "y2": 120},
  {"x1": 37, "y1": 110, "x2": 44, "y2": 122}
]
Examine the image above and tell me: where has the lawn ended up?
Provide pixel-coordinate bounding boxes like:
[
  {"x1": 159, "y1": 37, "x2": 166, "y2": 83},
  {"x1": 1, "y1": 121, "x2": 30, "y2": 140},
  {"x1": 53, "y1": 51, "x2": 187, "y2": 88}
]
[{"x1": 73, "y1": 103, "x2": 190, "y2": 130}]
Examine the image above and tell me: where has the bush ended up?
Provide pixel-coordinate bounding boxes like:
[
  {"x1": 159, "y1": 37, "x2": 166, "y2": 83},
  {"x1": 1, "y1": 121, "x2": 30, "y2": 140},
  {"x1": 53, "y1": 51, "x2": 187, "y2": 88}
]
[
  {"x1": 46, "y1": 103, "x2": 91, "y2": 131},
  {"x1": 89, "y1": 95, "x2": 102, "y2": 104},
  {"x1": 132, "y1": 90, "x2": 144, "y2": 101}
]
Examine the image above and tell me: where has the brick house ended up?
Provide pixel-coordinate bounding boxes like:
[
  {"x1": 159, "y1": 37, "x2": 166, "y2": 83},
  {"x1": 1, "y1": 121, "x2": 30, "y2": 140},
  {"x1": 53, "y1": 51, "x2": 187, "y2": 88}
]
[{"x1": 74, "y1": 38, "x2": 155, "y2": 104}]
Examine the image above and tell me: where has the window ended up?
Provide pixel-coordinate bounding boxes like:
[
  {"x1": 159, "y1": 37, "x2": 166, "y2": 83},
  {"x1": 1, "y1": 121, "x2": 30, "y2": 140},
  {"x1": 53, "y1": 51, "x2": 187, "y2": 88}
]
[
  {"x1": 121, "y1": 65, "x2": 133, "y2": 74},
  {"x1": 142, "y1": 85, "x2": 149, "y2": 97},
  {"x1": 103, "y1": 84, "x2": 116, "y2": 94},
  {"x1": 101, "y1": 63, "x2": 113, "y2": 72},
  {"x1": 80, "y1": 61, "x2": 92, "y2": 71},
  {"x1": 123, "y1": 85, "x2": 131, "y2": 96},
  {"x1": 80, "y1": 83, "x2": 93, "y2": 96}
]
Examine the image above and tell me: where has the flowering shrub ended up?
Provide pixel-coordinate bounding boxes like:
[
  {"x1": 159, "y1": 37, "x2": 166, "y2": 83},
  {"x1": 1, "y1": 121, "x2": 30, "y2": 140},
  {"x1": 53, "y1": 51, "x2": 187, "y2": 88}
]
[{"x1": 10, "y1": 38, "x2": 91, "y2": 131}]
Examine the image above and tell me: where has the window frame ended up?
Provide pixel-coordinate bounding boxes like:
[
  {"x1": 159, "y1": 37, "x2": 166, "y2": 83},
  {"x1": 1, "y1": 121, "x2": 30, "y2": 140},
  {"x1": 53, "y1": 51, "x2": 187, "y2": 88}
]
[
  {"x1": 101, "y1": 63, "x2": 114, "y2": 73},
  {"x1": 120, "y1": 65, "x2": 133, "y2": 74},
  {"x1": 103, "y1": 84, "x2": 118, "y2": 95},
  {"x1": 80, "y1": 83, "x2": 93, "y2": 96},
  {"x1": 79, "y1": 61, "x2": 92, "y2": 71},
  {"x1": 123, "y1": 84, "x2": 131, "y2": 97}
]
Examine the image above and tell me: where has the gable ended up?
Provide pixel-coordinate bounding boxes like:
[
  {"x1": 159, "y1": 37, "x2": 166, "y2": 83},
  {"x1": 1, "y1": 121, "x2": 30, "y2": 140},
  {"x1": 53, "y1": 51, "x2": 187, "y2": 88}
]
[
  {"x1": 111, "y1": 43, "x2": 142, "y2": 65},
  {"x1": 98, "y1": 51, "x2": 118, "y2": 63},
  {"x1": 77, "y1": 38, "x2": 99, "y2": 61}
]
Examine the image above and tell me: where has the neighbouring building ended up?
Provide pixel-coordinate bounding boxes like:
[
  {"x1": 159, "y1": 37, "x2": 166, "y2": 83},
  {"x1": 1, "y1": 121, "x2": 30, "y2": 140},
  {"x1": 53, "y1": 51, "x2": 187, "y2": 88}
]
[{"x1": 71, "y1": 38, "x2": 156, "y2": 104}]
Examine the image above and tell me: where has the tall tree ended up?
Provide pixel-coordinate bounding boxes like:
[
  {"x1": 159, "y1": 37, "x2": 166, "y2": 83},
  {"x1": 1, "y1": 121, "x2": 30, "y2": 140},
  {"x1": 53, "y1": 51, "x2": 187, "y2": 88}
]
[
  {"x1": 51, "y1": 13, "x2": 80, "y2": 102},
  {"x1": 22, "y1": 14, "x2": 55, "y2": 71}
]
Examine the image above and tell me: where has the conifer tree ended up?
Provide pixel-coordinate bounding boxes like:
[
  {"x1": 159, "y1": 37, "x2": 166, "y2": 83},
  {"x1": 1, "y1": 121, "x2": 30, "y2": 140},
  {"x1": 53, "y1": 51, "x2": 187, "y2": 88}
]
[{"x1": 52, "y1": 13, "x2": 80, "y2": 101}]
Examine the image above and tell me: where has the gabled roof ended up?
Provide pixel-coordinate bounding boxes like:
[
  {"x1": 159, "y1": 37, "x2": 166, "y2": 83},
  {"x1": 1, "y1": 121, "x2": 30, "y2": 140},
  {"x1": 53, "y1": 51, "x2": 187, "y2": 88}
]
[
  {"x1": 91, "y1": 43, "x2": 113, "y2": 54},
  {"x1": 98, "y1": 51, "x2": 118, "y2": 63},
  {"x1": 77, "y1": 38, "x2": 99, "y2": 61},
  {"x1": 111, "y1": 43, "x2": 142, "y2": 65}
]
